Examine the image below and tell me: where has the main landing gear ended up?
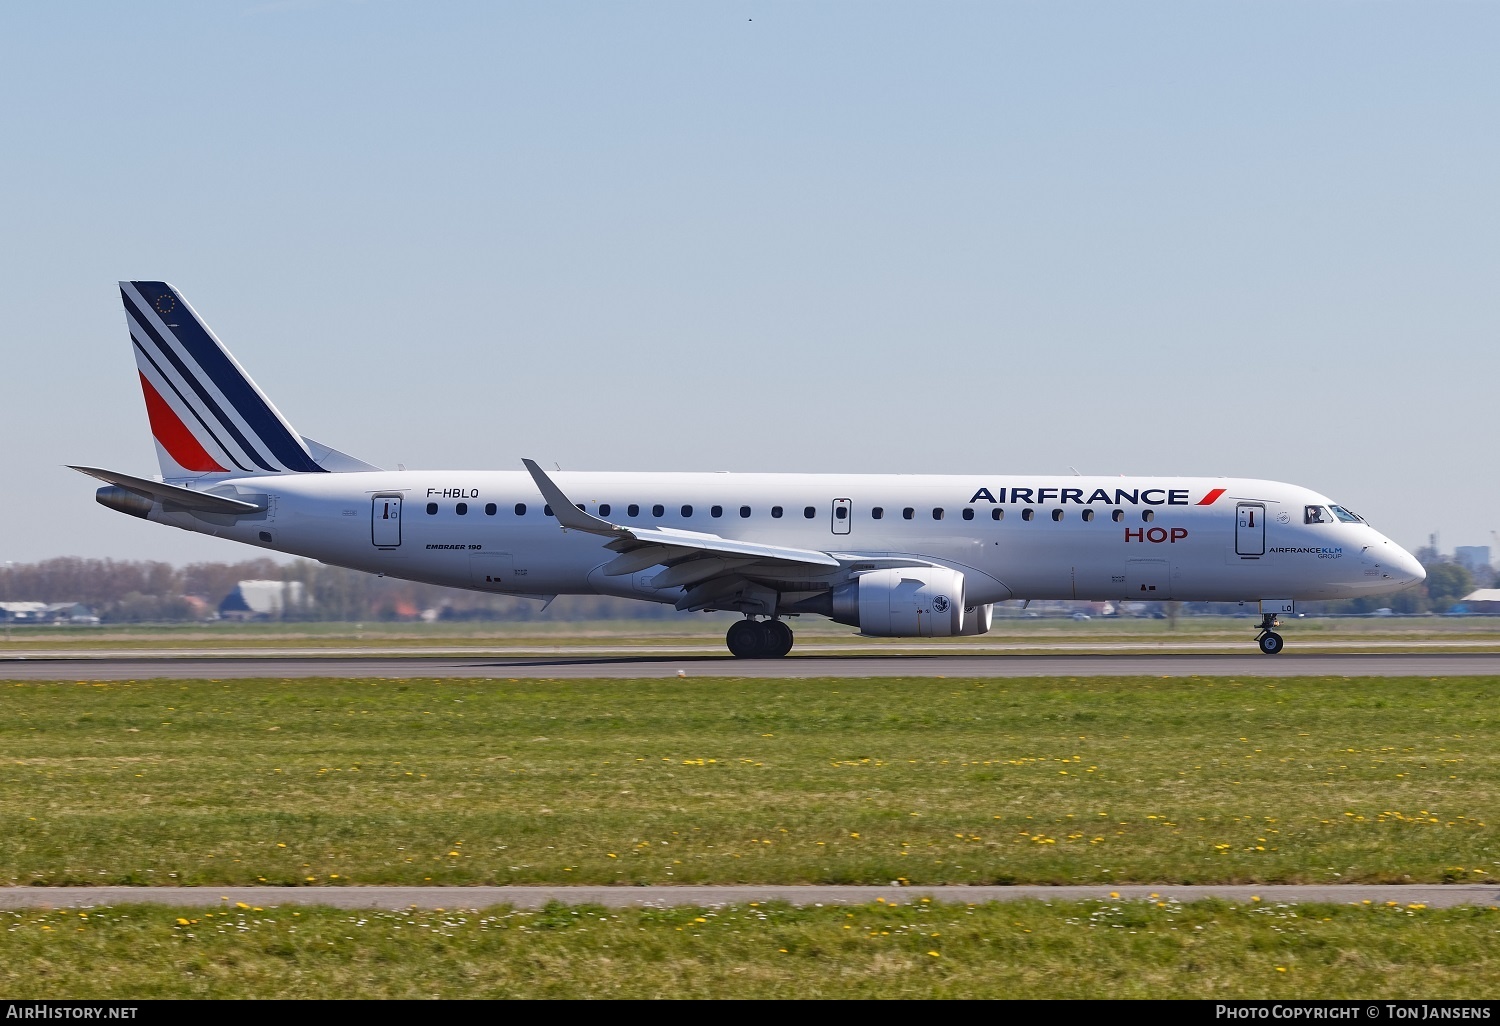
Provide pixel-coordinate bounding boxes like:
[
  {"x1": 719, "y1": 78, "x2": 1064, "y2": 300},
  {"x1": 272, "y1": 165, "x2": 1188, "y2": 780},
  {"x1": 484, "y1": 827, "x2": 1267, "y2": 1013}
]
[
  {"x1": 1255, "y1": 613, "x2": 1284, "y2": 655},
  {"x1": 726, "y1": 618, "x2": 794, "y2": 659}
]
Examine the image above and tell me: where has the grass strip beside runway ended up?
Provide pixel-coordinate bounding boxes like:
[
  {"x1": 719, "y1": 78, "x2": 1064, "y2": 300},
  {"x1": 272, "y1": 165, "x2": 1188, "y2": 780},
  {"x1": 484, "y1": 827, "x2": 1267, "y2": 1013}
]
[
  {"x1": 2, "y1": 898, "x2": 1498, "y2": 999},
  {"x1": 2, "y1": 674, "x2": 1497, "y2": 887}
]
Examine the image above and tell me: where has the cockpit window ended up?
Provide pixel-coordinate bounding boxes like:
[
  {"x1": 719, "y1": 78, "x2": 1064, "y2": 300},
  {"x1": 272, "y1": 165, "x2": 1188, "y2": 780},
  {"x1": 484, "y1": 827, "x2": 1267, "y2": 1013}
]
[
  {"x1": 1328, "y1": 505, "x2": 1364, "y2": 524},
  {"x1": 1304, "y1": 505, "x2": 1329, "y2": 524}
]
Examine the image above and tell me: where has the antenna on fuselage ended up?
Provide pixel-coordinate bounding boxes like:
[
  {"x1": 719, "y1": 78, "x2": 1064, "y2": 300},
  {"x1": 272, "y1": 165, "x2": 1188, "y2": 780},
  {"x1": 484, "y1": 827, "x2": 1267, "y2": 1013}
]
[{"x1": 1068, "y1": 466, "x2": 1081, "y2": 476}]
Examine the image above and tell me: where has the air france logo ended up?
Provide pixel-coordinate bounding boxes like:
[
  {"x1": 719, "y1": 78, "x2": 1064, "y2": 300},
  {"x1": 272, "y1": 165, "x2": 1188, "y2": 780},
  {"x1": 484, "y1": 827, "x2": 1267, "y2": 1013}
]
[
  {"x1": 932, "y1": 595, "x2": 950, "y2": 613},
  {"x1": 968, "y1": 486, "x2": 1226, "y2": 507}
]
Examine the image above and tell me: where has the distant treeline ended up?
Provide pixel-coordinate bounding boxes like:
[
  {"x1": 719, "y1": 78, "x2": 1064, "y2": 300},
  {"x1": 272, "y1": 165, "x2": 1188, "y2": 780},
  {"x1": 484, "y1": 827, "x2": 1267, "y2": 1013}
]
[
  {"x1": 1, "y1": 554, "x2": 1486, "y2": 624},
  {"x1": 0, "y1": 557, "x2": 676, "y2": 623}
]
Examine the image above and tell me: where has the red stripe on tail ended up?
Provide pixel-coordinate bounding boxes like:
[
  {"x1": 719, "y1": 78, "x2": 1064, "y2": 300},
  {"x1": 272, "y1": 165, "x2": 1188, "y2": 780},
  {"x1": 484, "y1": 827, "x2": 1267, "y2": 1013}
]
[
  {"x1": 1197, "y1": 487, "x2": 1227, "y2": 506},
  {"x1": 138, "y1": 373, "x2": 226, "y2": 473}
]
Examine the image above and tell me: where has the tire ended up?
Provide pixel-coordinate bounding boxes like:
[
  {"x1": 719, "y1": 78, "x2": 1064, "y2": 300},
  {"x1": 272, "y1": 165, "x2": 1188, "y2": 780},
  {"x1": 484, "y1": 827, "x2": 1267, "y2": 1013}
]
[
  {"x1": 726, "y1": 620, "x2": 764, "y2": 658},
  {"x1": 1258, "y1": 631, "x2": 1284, "y2": 655},
  {"x1": 763, "y1": 620, "x2": 794, "y2": 658}
]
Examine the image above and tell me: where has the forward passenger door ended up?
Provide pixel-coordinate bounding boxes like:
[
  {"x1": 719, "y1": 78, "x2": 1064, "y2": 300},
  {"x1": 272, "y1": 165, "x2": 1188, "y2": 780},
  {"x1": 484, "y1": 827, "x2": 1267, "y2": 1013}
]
[{"x1": 1236, "y1": 502, "x2": 1265, "y2": 557}]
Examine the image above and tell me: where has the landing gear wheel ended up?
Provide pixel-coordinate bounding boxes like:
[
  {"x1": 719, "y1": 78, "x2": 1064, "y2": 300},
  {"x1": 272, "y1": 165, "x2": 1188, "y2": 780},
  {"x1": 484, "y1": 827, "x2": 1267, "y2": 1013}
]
[
  {"x1": 1257, "y1": 631, "x2": 1284, "y2": 655},
  {"x1": 762, "y1": 620, "x2": 794, "y2": 658},
  {"x1": 726, "y1": 619, "x2": 765, "y2": 658}
]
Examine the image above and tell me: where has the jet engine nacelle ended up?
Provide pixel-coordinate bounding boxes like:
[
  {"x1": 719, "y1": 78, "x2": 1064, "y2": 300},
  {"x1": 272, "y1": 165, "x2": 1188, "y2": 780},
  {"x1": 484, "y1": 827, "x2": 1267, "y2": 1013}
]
[
  {"x1": 957, "y1": 602, "x2": 993, "y2": 636},
  {"x1": 831, "y1": 567, "x2": 966, "y2": 637}
]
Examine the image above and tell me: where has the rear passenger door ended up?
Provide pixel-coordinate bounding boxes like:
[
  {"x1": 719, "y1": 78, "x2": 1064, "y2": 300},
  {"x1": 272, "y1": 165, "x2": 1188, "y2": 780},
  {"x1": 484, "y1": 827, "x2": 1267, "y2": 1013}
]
[{"x1": 372, "y1": 495, "x2": 402, "y2": 548}]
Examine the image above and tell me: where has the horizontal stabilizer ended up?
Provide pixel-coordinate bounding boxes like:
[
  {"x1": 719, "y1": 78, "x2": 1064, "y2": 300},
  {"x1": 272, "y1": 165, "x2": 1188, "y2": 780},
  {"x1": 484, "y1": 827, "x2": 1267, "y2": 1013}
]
[{"x1": 69, "y1": 466, "x2": 264, "y2": 514}]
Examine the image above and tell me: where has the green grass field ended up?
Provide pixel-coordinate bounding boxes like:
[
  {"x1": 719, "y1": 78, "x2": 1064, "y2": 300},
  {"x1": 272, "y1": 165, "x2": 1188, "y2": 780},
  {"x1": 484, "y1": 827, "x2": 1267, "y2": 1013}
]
[
  {"x1": 3, "y1": 674, "x2": 1497, "y2": 886},
  {"x1": 3, "y1": 899, "x2": 1498, "y2": 998}
]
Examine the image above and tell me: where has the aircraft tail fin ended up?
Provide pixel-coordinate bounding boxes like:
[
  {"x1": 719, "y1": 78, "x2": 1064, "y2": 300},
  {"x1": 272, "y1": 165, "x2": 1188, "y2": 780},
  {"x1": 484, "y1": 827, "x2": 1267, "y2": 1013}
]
[{"x1": 119, "y1": 281, "x2": 376, "y2": 479}]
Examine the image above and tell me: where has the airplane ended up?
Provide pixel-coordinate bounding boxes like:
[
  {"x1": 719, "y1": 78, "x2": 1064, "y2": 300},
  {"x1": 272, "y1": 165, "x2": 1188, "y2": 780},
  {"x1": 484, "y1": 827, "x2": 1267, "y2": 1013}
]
[{"x1": 75, "y1": 281, "x2": 1426, "y2": 657}]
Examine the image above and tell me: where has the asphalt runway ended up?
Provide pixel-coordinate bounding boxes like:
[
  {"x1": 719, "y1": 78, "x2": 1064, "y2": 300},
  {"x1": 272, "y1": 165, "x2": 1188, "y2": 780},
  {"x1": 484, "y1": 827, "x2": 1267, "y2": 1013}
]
[
  {"x1": 1, "y1": 884, "x2": 1496, "y2": 909},
  {"x1": 4, "y1": 651, "x2": 1500, "y2": 680}
]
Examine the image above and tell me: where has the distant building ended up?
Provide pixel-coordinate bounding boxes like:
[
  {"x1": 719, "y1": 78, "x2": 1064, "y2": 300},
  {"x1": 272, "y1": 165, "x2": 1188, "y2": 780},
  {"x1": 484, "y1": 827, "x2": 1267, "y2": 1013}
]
[
  {"x1": 0, "y1": 601, "x2": 99, "y2": 624},
  {"x1": 1454, "y1": 547, "x2": 1492, "y2": 575},
  {"x1": 1457, "y1": 589, "x2": 1500, "y2": 614},
  {"x1": 218, "y1": 580, "x2": 307, "y2": 620}
]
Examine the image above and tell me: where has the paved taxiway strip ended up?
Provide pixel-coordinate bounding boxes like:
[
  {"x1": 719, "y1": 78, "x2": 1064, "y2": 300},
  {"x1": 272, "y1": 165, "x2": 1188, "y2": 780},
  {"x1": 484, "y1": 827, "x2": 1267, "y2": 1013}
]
[
  {"x1": 5, "y1": 652, "x2": 1500, "y2": 679},
  {"x1": 1, "y1": 885, "x2": 1496, "y2": 909},
  {"x1": 7, "y1": 639, "x2": 1500, "y2": 660}
]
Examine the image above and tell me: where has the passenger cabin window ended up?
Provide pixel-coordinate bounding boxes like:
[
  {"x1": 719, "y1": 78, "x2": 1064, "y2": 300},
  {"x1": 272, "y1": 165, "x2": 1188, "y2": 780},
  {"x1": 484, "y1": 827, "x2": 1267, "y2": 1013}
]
[
  {"x1": 932, "y1": 508, "x2": 944, "y2": 521},
  {"x1": 599, "y1": 503, "x2": 611, "y2": 517},
  {"x1": 681, "y1": 505, "x2": 693, "y2": 518},
  {"x1": 1081, "y1": 509, "x2": 1094, "y2": 522},
  {"x1": 739, "y1": 505, "x2": 751, "y2": 518},
  {"x1": 627, "y1": 504, "x2": 640, "y2": 517},
  {"x1": 1329, "y1": 505, "x2": 1364, "y2": 524},
  {"x1": 872, "y1": 507, "x2": 884, "y2": 520},
  {"x1": 456, "y1": 502, "x2": 468, "y2": 515},
  {"x1": 1051, "y1": 509, "x2": 1063, "y2": 522},
  {"x1": 803, "y1": 506, "x2": 816, "y2": 519},
  {"x1": 485, "y1": 503, "x2": 497, "y2": 516},
  {"x1": 962, "y1": 508, "x2": 974, "y2": 521},
  {"x1": 991, "y1": 508, "x2": 1004, "y2": 521},
  {"x1": 514, "y1": 503, "x2": 527, "y2": 516},
  {"x1": 1305, "y1": 505, "x2": 1330, "y2": 525},
  {"x1": 711, "y1": 505, "x2": 723, "y2": 518},
  {"x1": 1142, "y1": 510, "x2": 1154, "y2": 522},
  {"x1": 1111, "y1": 510, "x2": 1123, "y2": 523},
  {"x1": 902, "y1": 507, "x2": 915, "y2": 520},
  {"x1": 544, "y1": 504, "x2": 553, "y2": 517},
  {"x1": 426, "y1": 502, "x2": 438, "y2": 515},
  {"x1": 771, "y1": 506, "x2": 783, "y2": 519},
  {"x1": 653, "y1": 504, "x2": 665, "y2": 517},
  {"x1": 1021, "y1": 508, "x2": 1035, "y2": 521}
]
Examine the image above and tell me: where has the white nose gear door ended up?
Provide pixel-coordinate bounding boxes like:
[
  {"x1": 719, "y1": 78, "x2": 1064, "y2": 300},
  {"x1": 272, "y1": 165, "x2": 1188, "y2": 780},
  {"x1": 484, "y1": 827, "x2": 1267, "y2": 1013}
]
[
  {"x1": 372, "y1": 495, "x2": 402, "y2": 548},
  {"x1": 1236, "y1": 502, "x2": 1265, "y2": 557}
]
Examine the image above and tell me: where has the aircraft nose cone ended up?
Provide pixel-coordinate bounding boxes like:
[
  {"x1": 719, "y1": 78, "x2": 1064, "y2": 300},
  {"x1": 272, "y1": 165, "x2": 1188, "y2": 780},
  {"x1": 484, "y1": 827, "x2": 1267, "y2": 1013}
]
[
  {"x1": 1392, "y1": 545, "x2": 1426, "y2": 586},
  {"x1": 1363, "y1": 539, "x2": 1425, "y2": 588}
]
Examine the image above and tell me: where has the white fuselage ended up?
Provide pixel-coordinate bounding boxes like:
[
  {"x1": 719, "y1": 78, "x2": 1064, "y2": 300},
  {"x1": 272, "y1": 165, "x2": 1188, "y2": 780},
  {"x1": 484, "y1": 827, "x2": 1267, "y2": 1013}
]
[{"x1": 146, "y1": 471, "x2": 1424, "y2": 608}]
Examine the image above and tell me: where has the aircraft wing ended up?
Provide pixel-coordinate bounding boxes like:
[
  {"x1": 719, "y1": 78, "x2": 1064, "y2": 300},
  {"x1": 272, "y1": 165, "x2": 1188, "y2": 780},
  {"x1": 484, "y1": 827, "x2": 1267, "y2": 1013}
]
[
  {"x1": 522, "y1": 459, "x2": 840, "y2": 571},
  {"x1": 69, "y1": 466, "x2": 266, "y2": 515}
]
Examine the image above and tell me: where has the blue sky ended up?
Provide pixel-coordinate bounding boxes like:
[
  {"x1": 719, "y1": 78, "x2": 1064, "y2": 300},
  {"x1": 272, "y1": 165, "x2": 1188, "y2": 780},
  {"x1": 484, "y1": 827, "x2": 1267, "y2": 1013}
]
[{"x1": 2, "y1": 1, "x2": 1497, "y2": 564}]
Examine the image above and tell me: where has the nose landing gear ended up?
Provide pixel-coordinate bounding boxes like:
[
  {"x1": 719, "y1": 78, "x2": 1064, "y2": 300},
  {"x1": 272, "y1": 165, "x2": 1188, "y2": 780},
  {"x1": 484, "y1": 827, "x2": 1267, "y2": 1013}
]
[
  {"x1": 726, "y1": 618, "x2": 794, "y2": 658},
  {"x1": 1255, "y1": 613, "x2": 1284, "y2": 655}
]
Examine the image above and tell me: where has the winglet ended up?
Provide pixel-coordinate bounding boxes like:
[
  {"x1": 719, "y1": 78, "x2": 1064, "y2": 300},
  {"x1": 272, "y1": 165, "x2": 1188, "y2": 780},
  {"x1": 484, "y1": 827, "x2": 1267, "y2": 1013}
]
[{"x1": 521, "y1": 459, "x2": 622, "y2": 537}]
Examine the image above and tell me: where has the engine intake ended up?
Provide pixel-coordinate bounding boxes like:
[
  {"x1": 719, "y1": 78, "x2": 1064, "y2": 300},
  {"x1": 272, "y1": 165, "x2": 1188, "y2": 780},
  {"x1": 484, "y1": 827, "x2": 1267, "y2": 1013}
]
[{"x1": 831, "y1": 567, "x2": 967, "y2": 637}]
